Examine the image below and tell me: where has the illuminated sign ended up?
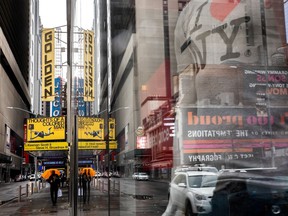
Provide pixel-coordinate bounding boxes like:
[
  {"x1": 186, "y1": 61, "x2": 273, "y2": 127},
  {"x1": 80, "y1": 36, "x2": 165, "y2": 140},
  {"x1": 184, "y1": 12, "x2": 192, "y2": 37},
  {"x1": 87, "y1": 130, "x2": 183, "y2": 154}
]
[
  {"x1": 83, "y1": 30, "x2": 94, "y2": 101},
  {"x1": 43, "y1": 161, "x2": 65, "y2": 165},
  {"x1": 136, "y1": 136, "x2": 148, "y2": 149},
  {"x1": 24, "y1": 142, "x2": 68, "y2": 151},
  {"x1": 78, "y1": 117, "x2": 104, "y2": 140},
  {"x1": 41, "y1": 28, "x2": 55, "y2": 101},
  {"x1": 26, "y1": 117, "x2": 66, "y2": 142},
  {"x1": 78, "y1": 141, "x2": 117, "y2": 150}
]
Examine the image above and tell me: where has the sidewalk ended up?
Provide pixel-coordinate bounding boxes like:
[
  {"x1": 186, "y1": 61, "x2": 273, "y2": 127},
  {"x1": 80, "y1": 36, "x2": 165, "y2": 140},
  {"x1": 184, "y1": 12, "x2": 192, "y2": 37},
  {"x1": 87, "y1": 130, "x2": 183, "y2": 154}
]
[
  {"x1": 0, "y1": 178, "x2": 169, "y2": 216},
  {"x1": 0, "y1": 184, "x2": 128, "y2": 216}
]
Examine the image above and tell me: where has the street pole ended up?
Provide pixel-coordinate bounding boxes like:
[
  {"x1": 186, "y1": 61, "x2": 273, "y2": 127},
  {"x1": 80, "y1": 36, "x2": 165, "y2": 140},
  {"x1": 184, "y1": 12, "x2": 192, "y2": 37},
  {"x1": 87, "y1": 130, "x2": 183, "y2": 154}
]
[{"x1": 34, "y1": 156, "x2": 38, "y2": 192}]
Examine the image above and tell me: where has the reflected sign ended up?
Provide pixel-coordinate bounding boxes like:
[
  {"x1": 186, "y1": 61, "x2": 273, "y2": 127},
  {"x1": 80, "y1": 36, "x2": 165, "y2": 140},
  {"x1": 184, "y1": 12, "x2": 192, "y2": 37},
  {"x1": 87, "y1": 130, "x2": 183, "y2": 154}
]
[
  {"x1": 78, "y1": 141, "x2": 117, "y2": 150},
  {"x1": 78, "y1": 117, "x2": 104, "y2": 140}
]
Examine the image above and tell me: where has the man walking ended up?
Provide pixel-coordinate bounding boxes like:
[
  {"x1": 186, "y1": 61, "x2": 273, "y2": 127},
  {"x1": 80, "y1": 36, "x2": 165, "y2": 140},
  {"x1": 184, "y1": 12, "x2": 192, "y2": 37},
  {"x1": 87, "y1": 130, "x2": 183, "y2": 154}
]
[{"x1": 47, "y1": 170, "x2": 60, "y2": 206}]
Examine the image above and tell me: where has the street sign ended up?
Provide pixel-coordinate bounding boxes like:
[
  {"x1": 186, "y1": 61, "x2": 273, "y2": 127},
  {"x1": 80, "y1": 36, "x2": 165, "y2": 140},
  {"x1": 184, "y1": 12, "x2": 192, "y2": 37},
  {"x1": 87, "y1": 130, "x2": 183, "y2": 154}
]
[{"x1": 24, "y1": 142, "x2": 68, "y2": 151}]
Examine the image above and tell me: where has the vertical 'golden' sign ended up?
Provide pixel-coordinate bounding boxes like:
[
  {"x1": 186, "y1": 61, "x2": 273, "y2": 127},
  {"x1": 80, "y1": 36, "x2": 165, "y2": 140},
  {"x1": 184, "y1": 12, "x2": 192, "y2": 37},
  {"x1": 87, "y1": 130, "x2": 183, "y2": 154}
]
[
  {"x1": 84, "y1": 30, "x2": 95, "y2": 101},
  {"x1": 41, "y1": 28, "x2": 55, "y2": 101}
]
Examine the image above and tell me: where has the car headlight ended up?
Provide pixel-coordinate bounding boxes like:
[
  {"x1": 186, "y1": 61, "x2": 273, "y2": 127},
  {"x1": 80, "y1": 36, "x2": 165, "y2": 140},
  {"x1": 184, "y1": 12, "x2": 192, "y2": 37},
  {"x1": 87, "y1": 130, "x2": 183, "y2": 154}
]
[{"x1": 195, "y1": 194, "x2": 207, "y2": 201}]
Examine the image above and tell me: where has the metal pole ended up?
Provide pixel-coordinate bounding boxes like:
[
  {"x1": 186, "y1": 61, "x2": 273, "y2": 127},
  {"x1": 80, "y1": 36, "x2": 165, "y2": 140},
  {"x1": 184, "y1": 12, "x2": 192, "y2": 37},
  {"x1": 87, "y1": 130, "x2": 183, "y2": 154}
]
[
  {"x1": 106, "y1": 0, "x2": 112, "y2": 213},
  {"x1": 97, "y1": 154, "x2": 99, "y2": 178},
  {"x1": 34, "y1": 156, "x2": 38, "y2": 192}
]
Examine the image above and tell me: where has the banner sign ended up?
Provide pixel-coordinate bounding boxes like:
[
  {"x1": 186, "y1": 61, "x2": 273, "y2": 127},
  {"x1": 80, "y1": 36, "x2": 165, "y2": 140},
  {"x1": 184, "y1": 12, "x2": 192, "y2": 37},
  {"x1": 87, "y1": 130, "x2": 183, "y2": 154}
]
[
  {"x1": 83, "y1": 30, "x2": 95, "y2": 102},
  {"x1": 181, "y1": 107, "x2": 288, "y2": 153},
  {"x1": 243, "y1": 67, "x2": 288, "y2": 111},
  {"x1": 41, "y1": 28, "x2": 55, "y2": 101},
  {"x1": 78, "y1": 141, "x2": 117, "y2": 150},
  {"x1": 51, "y1": 77, "x2": 62, "y2": 117},
  {"x1": 78, "y1": 117, "x2": 104, "y2": 140},
  {"x1": 77, "y1": 78, "x2": 86, "y2": 116},
  {"x1": 24, "y1": 142, "x2": 68, "y2": 151},
  {"x1": 27, "y1": 117, "x2": 66, "y2": 142},
  {"x1": 184, "y1": 152, "x2": 255, "y2": 163},
  {"x1": 43, "y1": 161, "x2": 65, "y2": 166},
  {"x1": 109, "y1": 118, "x2": 116, "y2": 140}
]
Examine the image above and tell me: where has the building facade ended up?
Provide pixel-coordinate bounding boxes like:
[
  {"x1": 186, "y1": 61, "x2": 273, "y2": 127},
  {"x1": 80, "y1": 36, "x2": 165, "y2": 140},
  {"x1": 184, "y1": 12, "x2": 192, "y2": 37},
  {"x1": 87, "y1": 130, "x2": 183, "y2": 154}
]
[{"x1": 0, "y1": 0, "x2": 31, "y2": 182}]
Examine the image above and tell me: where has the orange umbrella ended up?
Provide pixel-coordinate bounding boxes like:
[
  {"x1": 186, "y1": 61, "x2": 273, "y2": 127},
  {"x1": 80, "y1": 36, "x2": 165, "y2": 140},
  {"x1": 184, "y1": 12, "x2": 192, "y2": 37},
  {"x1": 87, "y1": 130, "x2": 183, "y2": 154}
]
[
  {"x1": 41, "y1": 168, "x2": 61, "y2": 179},
  {"x1": 80, "y1": 167, "x2": 96, "y2": 177}
]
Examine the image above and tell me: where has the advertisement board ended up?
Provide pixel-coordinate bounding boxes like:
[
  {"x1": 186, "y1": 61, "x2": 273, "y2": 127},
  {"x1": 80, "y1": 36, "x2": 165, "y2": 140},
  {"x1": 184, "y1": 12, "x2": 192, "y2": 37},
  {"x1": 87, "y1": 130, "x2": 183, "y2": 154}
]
[
  {"x1": 180, "y1": 107, "x2": 288, "y2": 163},
  {"x1": 109, "y1": 118, "x2": 115, "y2": 140},
  {"x1": 83, "y1": 30, "x2": 95, "y2": 102},
  {"x1": 41, "y1": 28, "x2": 55, "y2": 101},
  {"x1": 78, "y1": 117, "x2": 104, "y2": 140},
  {"x1": 26, "y1": 117, "x2": 66, "y2": 142}
]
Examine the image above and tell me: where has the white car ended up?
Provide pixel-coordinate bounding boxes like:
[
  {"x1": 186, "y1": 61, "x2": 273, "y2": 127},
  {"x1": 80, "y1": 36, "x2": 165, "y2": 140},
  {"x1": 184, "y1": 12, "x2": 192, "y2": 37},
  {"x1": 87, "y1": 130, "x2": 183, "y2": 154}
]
[
  {"x1": 132, "y1": 172, "x2": 139, "y2": 180},
  {"x1": 168, "y1": 171, "x2": 218, "y2": 216},
  {"x1": 137, "y1": 172, "x2": 149, "y2": 181}
]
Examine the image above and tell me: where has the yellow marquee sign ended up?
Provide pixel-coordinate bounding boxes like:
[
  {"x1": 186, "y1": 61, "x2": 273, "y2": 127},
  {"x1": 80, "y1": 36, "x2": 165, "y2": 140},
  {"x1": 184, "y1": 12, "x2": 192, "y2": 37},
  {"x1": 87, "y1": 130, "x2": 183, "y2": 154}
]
[
  {"x1": 109, "y1": 118, "x2": 116, "y2": 140},
  {"x1": 83, "y1": 30, "x2": 95, "y2": 101},
  {"x1": 41, "y1": 28, "x2": 55, "y2": 101},
  {"x1": 27, "y1": 117, "x2": 66, "y2": 142},
  {"x1": 24, "y1": 142, "x2": 68, "y2": 151},
  {"x1": 78, "y1": 141, "x2": 117, "y2": 150},
  {"x1": 78, "y1": 117, "x2": 104, "y2": 140}
]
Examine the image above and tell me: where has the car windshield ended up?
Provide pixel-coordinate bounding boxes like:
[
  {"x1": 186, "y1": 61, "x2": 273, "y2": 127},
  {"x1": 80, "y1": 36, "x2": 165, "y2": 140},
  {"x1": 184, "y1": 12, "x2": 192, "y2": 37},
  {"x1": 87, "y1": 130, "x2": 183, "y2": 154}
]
[
  {"x1": 139, "y1": 173, "x2": 147, "y2": 176},
  {"x1": 188, "y1": 175, "x2": 217, "y2": 188}
]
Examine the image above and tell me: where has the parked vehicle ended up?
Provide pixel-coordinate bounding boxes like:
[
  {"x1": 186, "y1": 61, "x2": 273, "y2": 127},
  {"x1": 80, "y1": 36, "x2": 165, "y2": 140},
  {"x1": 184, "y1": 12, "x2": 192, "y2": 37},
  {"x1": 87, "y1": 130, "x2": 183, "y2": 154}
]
[
  {"x1": 212, "y1": 168, "x2": 288, "y2": 216},
  {"x1": 175, "y1": 165, "x2": 218, "y2": 173},
  {"x1": 136, "y1": 172, "x2": 149, "y2": 181},
  {"x1": 29, "y1": 173, "x2": 42, "y2": 181},
  {"x1": 112, "y1": 171, "x2": 120, "y2": 178},
  {"x1": 168, "y1": 170, "x2": 218, "y2": 216},
  {"x1": 14, "y1": 174, "x2": 26, "y2": 182},
  {"x1": 94, "y1": 172, "x2": 102, "y2": 178},
  {"x1": 132, "y1": 172, "x2": 139, "y2": 180}
]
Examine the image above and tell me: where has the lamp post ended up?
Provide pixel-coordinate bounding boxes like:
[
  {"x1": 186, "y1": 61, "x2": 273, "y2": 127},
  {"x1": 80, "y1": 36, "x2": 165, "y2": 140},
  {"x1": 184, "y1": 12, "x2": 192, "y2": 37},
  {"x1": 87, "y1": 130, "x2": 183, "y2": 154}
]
[
  {"x1": 7, "y1": 106, "x2": 40, "y2": 192},
  {"x1": 7, "y1": 107, "x2": 39, "y2": 117}
]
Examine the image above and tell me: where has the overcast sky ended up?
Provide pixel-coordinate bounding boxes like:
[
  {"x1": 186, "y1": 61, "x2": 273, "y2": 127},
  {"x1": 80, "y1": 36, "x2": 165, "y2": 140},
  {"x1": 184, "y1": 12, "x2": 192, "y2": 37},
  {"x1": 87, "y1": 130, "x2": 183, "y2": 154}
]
[
  {"x1": 39, "y1": 0, "x2": 94, "y2": 29},
  {"x1": 39, "y1": 0, "x2": 66, "y2": 28}
]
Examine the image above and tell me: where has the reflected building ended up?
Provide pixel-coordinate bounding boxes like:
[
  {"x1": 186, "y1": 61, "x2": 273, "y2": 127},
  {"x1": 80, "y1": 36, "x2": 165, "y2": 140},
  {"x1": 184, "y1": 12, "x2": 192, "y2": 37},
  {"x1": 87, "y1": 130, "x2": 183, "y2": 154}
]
[
  {"x1": 174, "y1": 0, "x2": 288, "y2": 169},
  {"x1": 105, "y1": 0, "x2": 179, "y2": 180},
  {"x1": 107, "y1": 0, "x2": 288, "y2": 180}
]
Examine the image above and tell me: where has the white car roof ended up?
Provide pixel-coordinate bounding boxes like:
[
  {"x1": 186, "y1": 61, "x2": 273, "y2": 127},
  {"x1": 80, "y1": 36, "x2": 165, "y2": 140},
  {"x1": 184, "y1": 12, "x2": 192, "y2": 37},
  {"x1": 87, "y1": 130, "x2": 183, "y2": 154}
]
[{"x1": 177, "y1": 171, "x2": 218, "y2": 177}]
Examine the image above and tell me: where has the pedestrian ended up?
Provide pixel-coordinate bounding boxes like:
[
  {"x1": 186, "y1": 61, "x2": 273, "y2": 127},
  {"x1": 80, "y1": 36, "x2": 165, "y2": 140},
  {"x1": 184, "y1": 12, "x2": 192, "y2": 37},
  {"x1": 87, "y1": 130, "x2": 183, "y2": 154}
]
[
  {"x1": 47, "y1": 170, "x2": 60, "y2": 206},
  {"x1": 87, "y1": 170, "x2": 92, "y2": 203},
  {"x1": 81, "y1": 170, "x2": 91, "y2": 204},
  {"x1": 60, "y1": 172, "x2": 66, "y2": 188}
]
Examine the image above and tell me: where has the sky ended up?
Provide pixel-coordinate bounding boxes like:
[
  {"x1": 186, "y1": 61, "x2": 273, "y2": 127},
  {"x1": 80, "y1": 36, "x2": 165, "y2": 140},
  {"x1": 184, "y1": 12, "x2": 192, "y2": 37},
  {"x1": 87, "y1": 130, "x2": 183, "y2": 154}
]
[
  {"x1": 39, "y1": 0, "x2": 94, "y2": 29},
  {"x1": 39, "y1": 0, "x2": 66, "y2": 28}
]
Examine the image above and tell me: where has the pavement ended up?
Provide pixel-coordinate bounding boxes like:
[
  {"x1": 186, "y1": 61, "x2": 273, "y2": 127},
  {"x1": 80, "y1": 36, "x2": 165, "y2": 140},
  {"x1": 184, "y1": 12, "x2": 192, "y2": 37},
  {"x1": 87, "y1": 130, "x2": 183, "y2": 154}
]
[
  {"x1": 0, "y1": 181, "x2": 128, "y2": 216},
  {"x1": 0, "y1": 178, "x2": 170, "y2": 216}
]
